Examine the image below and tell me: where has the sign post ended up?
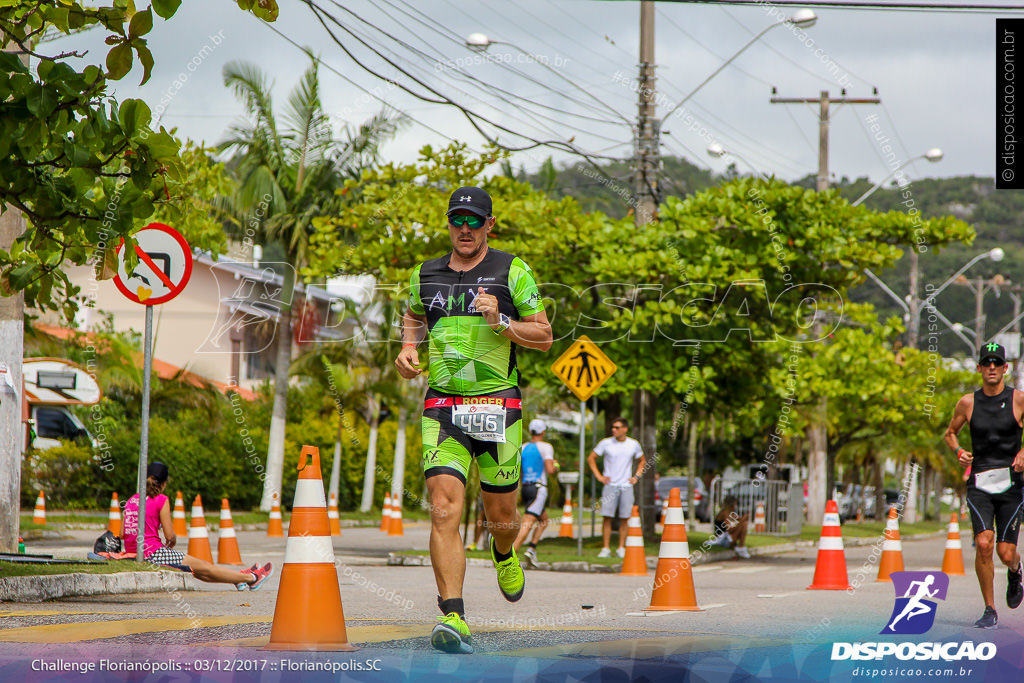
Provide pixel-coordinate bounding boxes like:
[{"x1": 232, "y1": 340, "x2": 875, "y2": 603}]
[
  {"x1": 550, "y1": 335, "x2": 617, "y2": 556},
  {"x1": 114, "y1": 223, "x2": 192, "y2": 561}
]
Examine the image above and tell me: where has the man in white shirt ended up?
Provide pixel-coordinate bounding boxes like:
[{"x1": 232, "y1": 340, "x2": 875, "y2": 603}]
[{"x1": 587, "y1": 417, "x2": 646, "y2": 558}]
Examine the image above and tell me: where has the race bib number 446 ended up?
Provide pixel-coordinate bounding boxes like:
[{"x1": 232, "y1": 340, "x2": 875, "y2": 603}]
[{"x1": 452, "y1": 403, "x2": 506, "y2": 443}]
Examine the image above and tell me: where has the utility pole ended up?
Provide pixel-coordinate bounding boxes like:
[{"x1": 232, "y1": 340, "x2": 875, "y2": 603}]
[
  {"x1": 632, "y1": 1, "x2": 659, "y2": 537},
  {"x1": 0, "y1": 43, "x2": 29, "y2": 553},
  {"x1": 769, "y1": 89, "x2": 881, "y2": 525},
  {"x1": 954, "y1": 275, "x2": 1017, "y2": 352}
]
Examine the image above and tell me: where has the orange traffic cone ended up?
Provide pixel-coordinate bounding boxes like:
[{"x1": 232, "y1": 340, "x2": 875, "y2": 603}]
[
  {"x1": 754, "y1": 502, "x2": 766, "y2": 532},
  {"x1": 172, "y1": 491, "x2": 188, "y2": 537},
  {"x1": 107, "y1": 493, "x2": 121, "y2": 536},
  {"x1": 217, "y1": 498, "x2": 244, "y2": 566},
  {"x1": 328, "y1": 493, "x2": 341, "y2": 536},
  {"x1": 807, "y1": 500, "x2": 852, "y2": 590},
  {"x1": 380, "y1": 492, "x2": 392, "y2": 533},
  {"x1": 267, "y1": 492, "x2": 284, "y2": 537},
  {"x1": 646, "y1": 488, "x2": 700, "y2": 611},
  {"x1": 32, "y1": 491, "x2": 46, "y2": 525},
  {"x1": 876, "y1": 506, "x2": 905, "y2": 582},
  {"x1": 620, "y1": 505, "x2": 648, "y2": 576},
  {"x1": 941, "y1": 513, "x2": 965, "y2": 576},
  {"x1": 187, "y1": 495, "x2": 213, "y2": 563},
  {"x1": 558, "y1": 491, "x2": 575, "y2": 538},
  {"x1": 266, "y1": 445, "x2": 355, "y2": 651},
  {"x1": 388, "y1": 494, "x2": 404, "y2": 537}
]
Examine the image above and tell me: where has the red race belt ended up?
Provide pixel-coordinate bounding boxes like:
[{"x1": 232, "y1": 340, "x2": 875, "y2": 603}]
[{"x1": 424, "y1": 396, "x2": 522, "y2": 409}]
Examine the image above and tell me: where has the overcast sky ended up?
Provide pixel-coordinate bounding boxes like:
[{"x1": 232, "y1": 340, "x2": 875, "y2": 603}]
[{"x1": 49, "y1": 0, "x2": 1007, "y2": 187}]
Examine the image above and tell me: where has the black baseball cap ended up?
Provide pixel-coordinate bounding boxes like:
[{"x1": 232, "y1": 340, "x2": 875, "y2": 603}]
[
  {"x1": 147, "y1": 462, "x2": 169, "y2": 483},
  {"x1": 446, "y1": 186, "x2": 492, "y2": 218},
  {"x1": 979, "y1": 342, "x2": 1006, "y2": 364}
]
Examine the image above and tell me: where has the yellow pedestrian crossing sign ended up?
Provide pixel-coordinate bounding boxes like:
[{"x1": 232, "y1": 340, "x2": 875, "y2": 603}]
[{"x1": 551, "y1": 335, "x2": 617, "y2": 401}]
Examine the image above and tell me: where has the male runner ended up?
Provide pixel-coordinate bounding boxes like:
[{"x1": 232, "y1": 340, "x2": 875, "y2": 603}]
[
  {"x1": 395, "y1": 186, "x2": 552, "y2": 654},
  {"x1": 944, "y1": 342, "x2": 1024, "y2": 629},
  {"x1": 513, "y1": 419, "x2": 558, "y2": 567}
]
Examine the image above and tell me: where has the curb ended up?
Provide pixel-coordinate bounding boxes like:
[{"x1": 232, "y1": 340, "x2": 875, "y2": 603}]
[
  {"x1": 0, "y1": 570, "x2": 197, "y2": 603},
  {"x1": 385, "y1": 531, "x2": 952, "y2": 572}
]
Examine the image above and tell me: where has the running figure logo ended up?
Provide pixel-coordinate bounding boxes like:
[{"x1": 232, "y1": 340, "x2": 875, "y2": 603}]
[{"x1": 881, "y1": 571, "x2": 949, "y2": 635}]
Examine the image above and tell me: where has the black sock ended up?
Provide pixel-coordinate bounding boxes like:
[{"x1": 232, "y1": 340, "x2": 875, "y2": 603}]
[
  {"x1": 528, "y1": 542, "x2": 537, "y2": 549},
  {"x1": 438, "y1": 596, "x2": 465, "y2": 619},
  {"x1": 492, "y1": 542, "x2": 513, "y2": 563}
]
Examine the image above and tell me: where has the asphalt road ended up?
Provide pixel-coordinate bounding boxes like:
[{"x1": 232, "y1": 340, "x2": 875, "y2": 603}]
[{"x1": 2, "y1": 525, "x2": 1023, "y2": 682}]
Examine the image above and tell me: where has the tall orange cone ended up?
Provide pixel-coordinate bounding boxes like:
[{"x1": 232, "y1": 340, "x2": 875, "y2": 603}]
[
  {"x1": 941, "y1": 513, "x2": 966, "y2": 576},
  {"x1": 266, "y1": 445, "x2": 355, "y2": 651},
  {"x1": 380, "y1": 492, "x2": 392, "y2": 533},
  {"x1": 187, "y1": 495, "x2": 213, "y2": 563},
  {"x1": 808, "y1": 499, "x2": 852, "y2": 590},
  {"x1": 328, "y1": 493, "x2": 341, "y2": 536},
  {"x1": 107, "y1": 493, "x2": 121, "y2": 536},
  {"x1": 646, "y1": 488, "x2": 700, "y2": 611},
  {"x1": 267, "y1": 492, "x2": 284, "y2": 537},
  {"x1": 172, "y1": 491, "x2": 188, "y2": 537},
  {"x1": 558, "y1": 490, "x2": 575, "y2": 538},
  {"x1": 620, "y1": 505, "x2": 648, "y2": 576},
  {"x1": 388, "y1": 494, "x2": 404, "y2": 536},
  {"x1": 876, "y1": 506, "x2": 905, "y2": 582},
  {"x1": 754, "y1": 502, "x2": 766, "y2": 532},
  {"x1": 217, "y1": 498, "x2": 244, "y2": 566},
  {"x1": 32, "y1": 491, "x2": 46, "y2": 525}
]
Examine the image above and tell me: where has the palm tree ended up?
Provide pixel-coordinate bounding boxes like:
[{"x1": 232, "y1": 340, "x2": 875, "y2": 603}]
[{"x1": 219, "y1": 52, "x2": 403, "y2": 510}]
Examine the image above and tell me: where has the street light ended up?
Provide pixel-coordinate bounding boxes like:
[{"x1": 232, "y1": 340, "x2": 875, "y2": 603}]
[
  {"x1": 661, "y1": 9, "x2": 817, "y2": 122},
  {"x1": 706, "y1": 143, "x2": 761, "y2": 176},
  {"x1": 862, "y1": 248, "x2": 1005, "y2": 350},
  {"x1": 851, "y1": 148, "x2": 944, "y2": 206},
  {"x1": 463, "y1": 33, "x2": 630, "y2": 124}
]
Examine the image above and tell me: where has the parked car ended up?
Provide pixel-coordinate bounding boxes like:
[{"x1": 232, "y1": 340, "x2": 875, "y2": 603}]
[{"x1": 655, "y1": 476, "x2": 710, "y2": 523}]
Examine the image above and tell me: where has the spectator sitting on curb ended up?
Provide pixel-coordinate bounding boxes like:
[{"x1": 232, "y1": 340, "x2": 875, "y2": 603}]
[
  {"x1": 123, "y1": 462, "x2": 273, "y2": 590},
  {"x1": 711, "y1": 495, "x2": 751, "y2": 559}
]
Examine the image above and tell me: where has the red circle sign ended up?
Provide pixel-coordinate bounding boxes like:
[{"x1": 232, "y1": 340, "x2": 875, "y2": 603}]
[{"x1": 113, "y1": 222, "x2": 193, "y2": 306}]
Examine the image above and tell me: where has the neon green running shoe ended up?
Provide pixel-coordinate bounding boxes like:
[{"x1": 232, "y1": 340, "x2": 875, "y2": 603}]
[
  {"x1": 431, "y1": 612, "x2": 473, "y2": 654},
  {"x1": 490, "y1": 538, "x2": 525, "y2": 602}
]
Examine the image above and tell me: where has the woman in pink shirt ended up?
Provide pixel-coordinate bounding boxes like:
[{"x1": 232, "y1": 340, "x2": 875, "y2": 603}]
[{"x1": 122, "y1": 462, "x2": 273, "y2": 590}]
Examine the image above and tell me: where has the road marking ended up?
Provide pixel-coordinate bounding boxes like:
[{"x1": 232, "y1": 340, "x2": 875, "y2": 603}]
[
  {"x1": 501, "y1": 634, "x2": 788, "y2": 659},
  {"x1": 0, "y1": 616, "x2": 269, "y2": 643},
  {"x1": 692, "y1": 565, "x2": 722, "y2": 573},
  {"x1": 720, "y1": 566, "x2": 769, "y2": 574},
  {"x1": 785, "y1": 567, "x2": 814, "y2": 574}
]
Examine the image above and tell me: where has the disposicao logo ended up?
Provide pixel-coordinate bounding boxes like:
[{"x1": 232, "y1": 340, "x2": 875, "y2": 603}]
[
  {"x1": 831, "y1": 571, "x2": 997, "y2": 663},
  {"x1": 882, "y1": 571, "x2": 948, "y2": 635}
]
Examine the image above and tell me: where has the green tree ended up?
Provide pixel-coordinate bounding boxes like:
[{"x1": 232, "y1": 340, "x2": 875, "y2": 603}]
[{"x1": 220, "y1": 54, "x2": 403, "y2": 509}]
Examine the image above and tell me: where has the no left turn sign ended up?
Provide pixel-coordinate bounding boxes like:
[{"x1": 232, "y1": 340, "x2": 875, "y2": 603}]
[{"x1": 114, "y1": 222, "x2": 193, "y2": 306}]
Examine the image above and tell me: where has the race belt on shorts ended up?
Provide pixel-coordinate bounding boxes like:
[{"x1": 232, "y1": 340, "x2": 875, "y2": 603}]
[{"x1": 424, "y1": 396, "x2": 522, "y2": 409}]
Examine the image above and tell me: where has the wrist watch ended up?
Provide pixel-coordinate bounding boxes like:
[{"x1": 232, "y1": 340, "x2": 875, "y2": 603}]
[{"x1": 493, "y1": 313, "x2": 511, "y2": 334}]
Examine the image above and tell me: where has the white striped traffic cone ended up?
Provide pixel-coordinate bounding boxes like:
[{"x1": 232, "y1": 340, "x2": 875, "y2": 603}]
[
  {"x1": 876, "y1": 506, "x2": 905, "y2": 582},
  {"x1": 32, "y1": 491, "x2": 46, "y2": 525},
  {"x1": 107, "y1": 493, "x2": 121, "y2": 536},
  {"x1": 941, "y1": 513, "x2": 965, "y2": 575},
  {"x1": 267, "y1": 492, "x2": 284, "y2": 537},
  {"x1": 217, "y1": 498, "x2": 244, "y2": 566},
  {"x1": 807, "y1": 499, "x2": 852, "y2": 590},
  {"x1": 754, "y1": 501, "x2": 766, "y2": 533},
  {"x1": 265, "y1": 445, "x2": 354, "y2": 651},
  {"x1": 620, "y1": 505, "x2": 648, "y2": 576},
  {"x1": 646, "y1": 488, "x2": 700, "y2": 611},
  {"x1": 187, "y1": 495, "x2": 213, "y2": 563},
  {"x1": 388, "y1": 494, "x2": 404, "y2": 537},
  {"x1": 328, "y1": 492, "x2": 341, "y2": 536},
  {"x1": 558, "y1": 491, "x2": 574, "y2": 538},
  {"x1": 172, "y1": 491, "x2": 188, "y2": 537},
  {"x1": 380, "y1": 492, "x2": 392, "y2": 533}
]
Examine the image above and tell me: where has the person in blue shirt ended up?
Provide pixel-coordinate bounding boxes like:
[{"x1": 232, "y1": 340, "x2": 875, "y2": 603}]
[{"x1": 513, "y1": 419, "x2": 558, "y2": 568}]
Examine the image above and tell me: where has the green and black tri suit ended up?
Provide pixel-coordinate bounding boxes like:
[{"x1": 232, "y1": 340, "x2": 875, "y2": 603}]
[{"x1": 409, "y1": 248, "x2": 544, "y2": 492}]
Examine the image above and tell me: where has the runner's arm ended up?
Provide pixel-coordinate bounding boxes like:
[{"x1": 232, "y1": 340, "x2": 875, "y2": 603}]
[
  {"x1": 504, "y1": 309, "x2": 552, "y2": 351},
  {"x1": 944, "y1": 394, "x2": 973, "y2": 466},
  {"x1": 395, "y1": 308, "x2": 428, "y2": 379},
  {"x1": 159, "y1": 499, "x2": 176, "y2": 548}
]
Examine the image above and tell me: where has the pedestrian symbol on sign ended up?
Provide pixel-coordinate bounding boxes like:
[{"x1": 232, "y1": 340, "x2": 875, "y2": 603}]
[{"x1": 551, "y1": 335, "x2": 617, "y2": 402}]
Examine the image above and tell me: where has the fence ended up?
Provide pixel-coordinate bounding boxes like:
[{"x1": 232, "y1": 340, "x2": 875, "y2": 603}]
[{"x1": 709, "y1": 476, "x2": 803, "y2": 536}]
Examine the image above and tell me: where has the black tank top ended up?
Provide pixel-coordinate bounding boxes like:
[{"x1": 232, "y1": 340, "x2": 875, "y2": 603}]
[{"x1": 969, "y1": 386, "x2": 1024, "y2": 485}]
